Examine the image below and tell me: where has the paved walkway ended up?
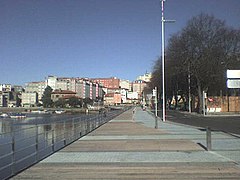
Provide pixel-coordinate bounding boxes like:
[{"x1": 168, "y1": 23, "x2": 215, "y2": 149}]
[{"x1": 13, "y1": 107, "x2": 240, "y2": 179}]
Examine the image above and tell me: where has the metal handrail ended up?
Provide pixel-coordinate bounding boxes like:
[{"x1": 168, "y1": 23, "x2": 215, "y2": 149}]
[{"x1": 0, "y1": 107, "x2": 129, "y2": 180}]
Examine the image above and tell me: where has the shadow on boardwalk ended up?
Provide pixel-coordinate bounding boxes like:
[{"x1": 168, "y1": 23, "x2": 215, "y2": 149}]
[{"x1": 13, "y1": 107, "x2": 240, "y2": 179}]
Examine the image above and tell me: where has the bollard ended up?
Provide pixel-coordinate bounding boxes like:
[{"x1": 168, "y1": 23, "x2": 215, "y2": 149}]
[
  {"x1": 72, "y1": 119, "x2": 74, "y2": 140},
  {"x1": 35, "y1": 124, "x2": 39, "y2": 162},
  {"x1": 51, "y1": 128, "x2": 54, "y2": 152},
  {"x1": 206, "y1": 127, "x2": 212, "y2": 151},
  {"x1": 11, "y1": 128, "x2": 15, "y2": 175},
  {"x1": 63, "y1": 121, "x2": 66, "y2": 146},
  {"x1": 155, "y1": 116, "x2": 158, "y2": 129}
]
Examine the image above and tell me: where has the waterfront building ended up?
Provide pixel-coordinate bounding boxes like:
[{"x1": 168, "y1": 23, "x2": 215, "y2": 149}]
[
  {"x1": 89, "y1": 82, "x2": 93, "y2": 99},
  {"x1": 21, "y1": 92, "x2": 38, "y2": 107},
  {"x1": 56, "y1": 77, "x2": 77, "y2": 92},
  {"x1": 0, "y1": 92, "x2": 7, "y2": 107},
  {"x1": 25, "y1": 81, "x2": 46, "y2": 102},
  {"x1": 55, "y1": 78, "x2": 68, "y2": 90},
  {"x1": 127, "y1": 91, "x2": 139, "y2": 100},
  {"x1": 12, "y1": 85, "x2": 24, "y2": 93},
  {"x1": 0, "y1": 84, "x2": 21, "y2": 107},
  {"x1": 107, "y1": 88, "x2": 121, "y2": 94},
  {"x1": 46, "y1": 76, "x2": 57, "y2": 90},
  {"x1": 132, "y1": 80, "x2": 147, "y2": 99},
  {"x1": 76, "y1": 79, "x2": 104, "y2": 100},
  {"x1": 92, "y1": 83, "x2": 96, "y2": 100},
  {"x1": 0, "y1": 91, "x2": 14, "y2": 107},
  {"x1": 120, "y1": 89, "x2": 128, "y2": 104},
  {"x1": 0, "y1": 84, "x2": 12, "y2": 92},
  {"x1": 75, "y1": 79, "x2": 85, "y2": 99},
  {"x1": 91, "y1": 77, "x2": 120, "y2": 89},
  {"x1": 126, "y1": 91, "x2": 139, "y2": 104},
  {"x1": 46, "y1": 76, "x2": 104, "y2": 101},
  {"x1": 120, "y1": 80, "x2": 131, "y2": 90},
  {"x1": 95, "y1": 83, "x2": 99, "y2": 99},
  {"x1": 84, "y1": 81, "x2": 90, "y2": 99},
  {"x1": 104, "y1": 93, "x2": 121, "y2": 105},
  {"x1": 98, "y1": 84, "x2": 104, "y2": 99},
  {"x1": 51, "y1": 90, "x2": 76, "y2": 102},
  {"x1": 137, "y1": 72, "x2": 152, "y2": 83}
]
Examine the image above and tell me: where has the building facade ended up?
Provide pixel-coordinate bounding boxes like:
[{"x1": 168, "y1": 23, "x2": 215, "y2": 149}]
[
  {"x1": 46, "y1": 76, "x2": 57, "y2": 90},
  {"x1": 104, "y1": 93, "x2": 121, "y2": 105},
  {"x1": 137, "y1": 72, "x2": 152, "y2": 83},
  {"x1": 0, "y1": 84, "x2": 11, "y2": 92},
  {"x1": 25, "y1": 81, "x2": 46, "y2": 101},
  {"x1": 0, "y1": 92, "x2": 7, "y2": 107},
  {"x1": 91, "y1": 77, "x2": 120, "y2": 89},
  {"x1": 51, "y1": 90, "x2": 77, "y2": 102},
  {"x1": 21, "y1": 92, "x2": 38, "y2": 107},
  {"x1": 46, "y1": 76, "x2": 104, "y2": 101},
  {"x1": 120, "y1": 80, "x2": 131, "y2": 90},
  {"x1": 132, "y1": 80, "x2": 147, "y2": 99}
]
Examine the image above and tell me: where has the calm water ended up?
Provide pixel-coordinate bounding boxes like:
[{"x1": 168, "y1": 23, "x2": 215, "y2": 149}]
[{"x1": 0, "y1": 113, "x2": 96, "y2": 179}]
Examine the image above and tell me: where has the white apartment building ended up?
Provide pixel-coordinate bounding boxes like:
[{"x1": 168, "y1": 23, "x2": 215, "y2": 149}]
[
  {"x1": 46, "y1": 76, "x2": 77, "y2": 92},
  {"x1": 127, "y1": 91, "x2": 139, "y2": 100},
  {"x1": 0, "y1": 84, "x2": 11, "y2": 92},
  {"x1": 21, "y1": 92, "x2": 38, "y2": 107},
  {"x1": 46, "y1": 76, "x2": 104, "y2": 101},
  {"x1": 56, "y1": 77, "x2": 77, "y2": 92},
  {"x1": 120, "y1": 89, "x2": 127, "y2": 103},
  {"x1": 120, "y1": 80, "x2": 131, "y2": 90},
  {"x1": 132, "y1": 80, "x2": 147, "y2": 98},
  {"x1": 46, "y1": 76, "x2": 57, "y2": 90},
  {"x1": 0, "y1": 93, "x2": 7, "y2": 107},
  {"x1": 25, "y1": 81, "x2": 46, "y2": 101},
  {"x1": 137, "y1": 72, "x2": 152, "y2": 83}
]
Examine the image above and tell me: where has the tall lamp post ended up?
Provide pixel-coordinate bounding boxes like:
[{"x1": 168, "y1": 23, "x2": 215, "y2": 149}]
[
  {"x1": 161, "y1": 0, "x2": 166, "y2": 122},
  {"x1": 161, "y1": 0, "x2": 175, "y2": 122}
]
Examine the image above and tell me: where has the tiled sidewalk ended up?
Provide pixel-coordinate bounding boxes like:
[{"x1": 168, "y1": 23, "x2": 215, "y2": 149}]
[{"x1": 13, "y1": 107, "x2": 240, "y2": 179}]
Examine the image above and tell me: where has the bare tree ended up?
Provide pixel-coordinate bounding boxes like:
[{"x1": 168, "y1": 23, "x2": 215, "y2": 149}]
[{"x1": 151, "y1": 13, "x2": 240, "y2": 113}]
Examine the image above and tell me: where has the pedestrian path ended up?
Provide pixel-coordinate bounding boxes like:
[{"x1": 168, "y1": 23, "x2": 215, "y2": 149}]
[{"x1": 13, "y1": 107, "x2": 240, "y2": 179}]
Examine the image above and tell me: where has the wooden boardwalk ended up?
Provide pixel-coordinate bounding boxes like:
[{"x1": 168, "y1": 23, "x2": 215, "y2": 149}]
[{"x1": 13, "y1": 108, "x2": 240, "y2": 179}]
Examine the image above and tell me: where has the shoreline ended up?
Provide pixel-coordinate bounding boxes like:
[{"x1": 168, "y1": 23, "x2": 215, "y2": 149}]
[{"x1": 0, "y1": 107, "x2": 98, "y2": 114}]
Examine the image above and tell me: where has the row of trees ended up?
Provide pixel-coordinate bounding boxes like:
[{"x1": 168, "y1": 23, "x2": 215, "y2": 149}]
[
  {"x1": 150, "y1": 13, "x2": 240, "y2": 113},
  {"x1": 41, "y1": 86, "x2": 94, "y2": 108}
]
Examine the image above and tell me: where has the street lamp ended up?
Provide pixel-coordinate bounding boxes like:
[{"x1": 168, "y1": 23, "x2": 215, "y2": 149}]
[{"x1": 161, "y1": 0, "x2": 175, "y2": 122}]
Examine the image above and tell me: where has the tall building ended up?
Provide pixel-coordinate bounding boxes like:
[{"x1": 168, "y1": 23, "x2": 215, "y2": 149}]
[
  {"x1": 120, "y1": 89, "x2": 127, "y2": 103},
  {"x1": 132, "y1": 80, "x2": 147, "y2": 99},
  {"x1": 46, "y1": 76, "x2": 57, "y2": 90},
  {"x1": 46, "y1": 76, "x2": 77, "y2": 92},
  {"x1": 46, "y1": 76, "x2": 104, "y2": 101},
  {"x1": 21, "y1": 92, "x2": 38, "y2": 107},
  {"x1": 51, "y1": 90, "x2": 76, "y2": 102},
  {"x1": 56, "y1": 77, "x2": 77, "y2": 92},
  {"x1": 12, "y1": 85, "x2": 23, "y2": 93},
  {"x1": 0, "y1": 92, "x2": 7, "y2": 107},
  {"x1": 137, "y1": 72, "x2": 152, "y2": 83},
  {"x1": 75, "y1": 79, "x2": 85, "y2": 99},
  {"x1": 25, "y1": 81, "x2": 46, "y2": 101},
  {"x1": 120, "y1": 79, "x2": 131, "y2": 90},
  {"x1": 0, "y1": 84, "x2": 11, "y2": 92},
  {"x1": 104, "y1": 93, "x2": 121, "y2": 105},
  {"x1": 91, "y1": 77, "x2": 120, "y2": 89}
]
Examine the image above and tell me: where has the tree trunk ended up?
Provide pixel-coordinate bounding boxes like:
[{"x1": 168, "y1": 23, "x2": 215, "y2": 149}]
[
  {"x1": 197, "y1": 79, "x2": 203, "y2": 114},
  {"x1": 174, "y1": 94, "x2": 178, "y2": 109}
]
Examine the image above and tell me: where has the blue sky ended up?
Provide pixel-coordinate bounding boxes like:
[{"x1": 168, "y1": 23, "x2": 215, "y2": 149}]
[{"x1": 1, "y1": 0, "x2": 239, "y2": 86}]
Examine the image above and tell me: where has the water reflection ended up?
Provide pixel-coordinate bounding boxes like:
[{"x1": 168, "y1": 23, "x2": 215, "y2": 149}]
[
  {"x1": 0, "y1": 108, "x2": 124, "y2": 179},
  {"x1": 0, "y1": 113, "x2": 87, "y2": 133},
  {"x1": 0, "y1": 118, "x2": 12, "y2": 134},
  {"x1": 0, "y1": 113, "x2": 91, "y2": 180}
]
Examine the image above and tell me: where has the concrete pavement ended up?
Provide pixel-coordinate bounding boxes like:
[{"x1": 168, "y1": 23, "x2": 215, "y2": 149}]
[{"x1": 13, "y1": 107, "x2": 240, "y2": 179}]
